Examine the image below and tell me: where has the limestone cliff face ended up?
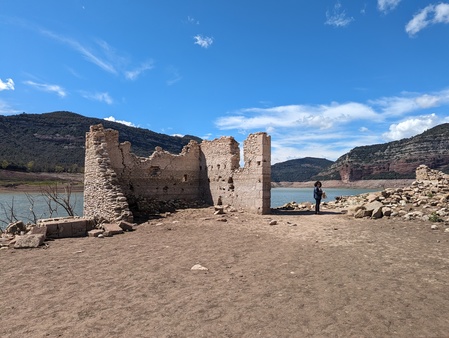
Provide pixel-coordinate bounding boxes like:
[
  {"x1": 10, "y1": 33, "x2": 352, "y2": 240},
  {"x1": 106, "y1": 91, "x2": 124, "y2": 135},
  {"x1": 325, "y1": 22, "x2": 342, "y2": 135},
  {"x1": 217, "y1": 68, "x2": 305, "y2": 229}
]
[{"x1": 317, "y1": 123, "x2": 449, "y2": 182}]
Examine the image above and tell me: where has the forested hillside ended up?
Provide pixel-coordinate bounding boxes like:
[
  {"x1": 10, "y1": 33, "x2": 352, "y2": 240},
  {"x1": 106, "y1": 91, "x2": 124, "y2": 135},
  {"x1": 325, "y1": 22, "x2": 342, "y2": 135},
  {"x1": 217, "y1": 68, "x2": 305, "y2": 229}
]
[
  {"x1": 0, "y1": 111, "x2": 201, "y2": 173},
  {"x1": 271, "y1": 157, "x2": 334, "y2": 182}
]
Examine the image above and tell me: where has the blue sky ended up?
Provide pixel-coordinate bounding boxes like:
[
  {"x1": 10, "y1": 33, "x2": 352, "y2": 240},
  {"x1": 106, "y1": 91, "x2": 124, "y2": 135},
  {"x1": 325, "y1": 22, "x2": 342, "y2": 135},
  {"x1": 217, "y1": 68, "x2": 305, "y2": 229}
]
[{"x1": 2, "y1": 0, "x2": 449, "y2": 163}]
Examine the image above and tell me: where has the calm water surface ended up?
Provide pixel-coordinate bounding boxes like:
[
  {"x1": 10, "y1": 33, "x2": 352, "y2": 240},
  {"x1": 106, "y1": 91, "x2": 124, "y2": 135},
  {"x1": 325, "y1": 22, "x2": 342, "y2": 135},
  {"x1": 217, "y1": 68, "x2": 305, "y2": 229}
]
[
  {"x1": 0, "y1": 188, "x2": 379, "y2": 229},
  {"x1": 271, "y1": 187, "x2": 380, "y2": 208},
  {"x1": 0, "y1": 192, "x2": 83, "y2": 230}
]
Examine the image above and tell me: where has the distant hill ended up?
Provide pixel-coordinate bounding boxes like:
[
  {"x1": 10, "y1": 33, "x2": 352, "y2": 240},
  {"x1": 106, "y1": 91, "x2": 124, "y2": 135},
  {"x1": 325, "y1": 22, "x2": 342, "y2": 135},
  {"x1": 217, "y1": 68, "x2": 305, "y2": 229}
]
[
  {"x1": 0, "y1": 111, "x2": 202, "y2": 173},
  {"x1": 271, "y1": 157, "x2": 334, "y2": 182},
  {"x1": 316, "y1": 123, "x2": 449, "y2": 181}
]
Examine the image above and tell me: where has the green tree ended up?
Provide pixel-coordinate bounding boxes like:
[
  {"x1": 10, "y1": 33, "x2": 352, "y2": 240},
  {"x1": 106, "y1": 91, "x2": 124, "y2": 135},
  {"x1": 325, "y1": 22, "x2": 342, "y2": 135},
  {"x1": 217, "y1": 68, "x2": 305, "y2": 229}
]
[{"x1": 26, "y1": 161, "x2": 35, "y2": 172}]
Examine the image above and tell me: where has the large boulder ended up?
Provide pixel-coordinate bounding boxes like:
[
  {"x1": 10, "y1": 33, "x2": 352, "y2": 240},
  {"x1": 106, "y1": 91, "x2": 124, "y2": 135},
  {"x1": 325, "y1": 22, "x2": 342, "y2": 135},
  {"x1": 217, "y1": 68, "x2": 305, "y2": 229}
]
[
  {"x1": 14, "y1": 234, "x2": 45, "y2": 249},
  {"x1": 5, "y1": 221, "x2": 26, "y2": 235}
]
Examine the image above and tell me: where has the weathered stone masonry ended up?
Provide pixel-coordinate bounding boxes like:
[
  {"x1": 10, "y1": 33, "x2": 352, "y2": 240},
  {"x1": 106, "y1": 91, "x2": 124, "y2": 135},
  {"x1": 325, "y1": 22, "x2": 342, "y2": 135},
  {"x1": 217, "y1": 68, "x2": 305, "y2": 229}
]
[{"x1": 83, "y1": 124, "x2": 271, "y2": 222}]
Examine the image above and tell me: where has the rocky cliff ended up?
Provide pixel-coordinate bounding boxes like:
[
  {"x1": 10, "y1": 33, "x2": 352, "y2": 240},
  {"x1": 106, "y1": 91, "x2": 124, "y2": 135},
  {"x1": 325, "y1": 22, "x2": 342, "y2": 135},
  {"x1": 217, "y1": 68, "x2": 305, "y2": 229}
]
[{"x1": 316, "y1": 123, "x2": 449, "y2": 182}]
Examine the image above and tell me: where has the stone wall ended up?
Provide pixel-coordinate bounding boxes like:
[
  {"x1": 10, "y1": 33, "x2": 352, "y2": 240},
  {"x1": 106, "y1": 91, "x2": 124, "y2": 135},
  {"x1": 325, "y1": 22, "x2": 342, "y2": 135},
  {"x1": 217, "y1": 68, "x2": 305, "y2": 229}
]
[
  {"x1": 200, "y1": 132, "x2": 271, "y2": 214},
  {"x1": 415, "y1": 164, "x2": 449, "y2": 181},
  {"x1": 83, "y1": 125, "x2": 271, "y2": 221},
  {"x1": 83, "y1": 125, "x2": 134, "y2": 223}
]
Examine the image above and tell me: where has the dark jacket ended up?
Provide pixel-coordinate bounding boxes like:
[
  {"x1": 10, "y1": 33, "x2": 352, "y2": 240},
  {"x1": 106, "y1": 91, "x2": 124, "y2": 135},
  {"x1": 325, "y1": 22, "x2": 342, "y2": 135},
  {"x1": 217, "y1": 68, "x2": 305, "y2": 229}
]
[{"x1": 314, "y1": 186, "x2": 323, "y2": 200}]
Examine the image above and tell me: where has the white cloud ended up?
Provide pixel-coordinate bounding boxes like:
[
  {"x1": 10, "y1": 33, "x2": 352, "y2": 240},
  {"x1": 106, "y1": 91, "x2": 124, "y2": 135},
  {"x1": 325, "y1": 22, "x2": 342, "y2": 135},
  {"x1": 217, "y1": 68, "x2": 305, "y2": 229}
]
[
  {"x1": 166, "y1": 66, "x2": 182, "y2": 86},
  {"x1": 325, "y1": 2, "x2": 354, "y2": 27},
  {"x1": 406, "y1": 3, "x2": 449, "y2": 36},
  {"x1": 40, "y1": 27, "x2": 154, "y2": 79},
  {"x1": 371, "y1": 89, "x2": 449, "y2": 115},
  {"x1": 434, "y1": 3, "x2": 449, "y2": 23},
  {"x1": 382, "y1": 114, "x2": 440, "y2": 140},
  {"x1": 0, "y1": 78, "x2": 14, "y2": 91},
  {"x1": 216, "y1": 87, "x2": 449, "y2": 163},
  {"x1": 378, "y1": 0, "x2": 401, "y2": 13},
  {"x1": 414, "y1": 94, "x2": 441, "y2": 108},
  {"x1": 194, "y1": 35, "x2": 214, "y2": 48},
  {"x1": 201, "y1": 133, "x2": 212, "y2": 140},
  {"x1": 81, "y1": 92, "x2": 113, "y2": 105},
  {"x1": 270, "y1": 131, "x2": 382, "y2": 163},
  {"x1": 187, "y1": 16, "x2": 199, "y2": 25},
  {"x1": 216, "y1": 102, "x2": 379, "y2": 131},
  {"x1": 125, "y1": 61, "x2": 154, "y2": 80},
  {"x1": 40, "y1": 28, "x2": 118, "y2": 74},
  {"x1": 104, "y1": 116, "x2": 136, "y2": 127},
  {"x1": 0, "y1": 99, "x2": 20, "y2": 115},
  {"x1": 23, "y1": 80, "x2": 66, "y2": 97}
]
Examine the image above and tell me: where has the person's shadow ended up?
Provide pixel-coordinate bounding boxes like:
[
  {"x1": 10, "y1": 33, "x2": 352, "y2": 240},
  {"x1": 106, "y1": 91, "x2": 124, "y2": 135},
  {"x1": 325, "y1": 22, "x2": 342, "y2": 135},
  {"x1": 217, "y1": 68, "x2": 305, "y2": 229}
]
[{"x1": 270, "y1": 209, "x2": 343, "y2": 216}]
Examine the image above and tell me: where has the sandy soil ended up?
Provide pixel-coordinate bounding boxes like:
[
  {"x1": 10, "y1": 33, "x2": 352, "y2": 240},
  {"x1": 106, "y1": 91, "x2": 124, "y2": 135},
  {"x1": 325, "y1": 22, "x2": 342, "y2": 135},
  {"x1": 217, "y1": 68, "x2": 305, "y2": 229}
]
[{"x1": 1, "y1": 206, "x2": 449, "y2": 337}]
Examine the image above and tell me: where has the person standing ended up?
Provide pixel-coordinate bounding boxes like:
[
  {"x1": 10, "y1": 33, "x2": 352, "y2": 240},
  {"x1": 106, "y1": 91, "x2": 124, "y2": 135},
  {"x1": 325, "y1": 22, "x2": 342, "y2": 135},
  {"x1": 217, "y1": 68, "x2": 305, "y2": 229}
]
[{"x1": 313, "y1": 181, "x2": 323, "y2": 214}]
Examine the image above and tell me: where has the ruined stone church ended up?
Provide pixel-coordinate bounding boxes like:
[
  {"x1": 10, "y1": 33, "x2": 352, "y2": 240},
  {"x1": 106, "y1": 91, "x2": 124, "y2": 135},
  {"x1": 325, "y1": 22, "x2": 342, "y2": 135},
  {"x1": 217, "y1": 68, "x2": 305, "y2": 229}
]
[{"x1": 83, "y1": 124, "x2": 271, "y2": 222}]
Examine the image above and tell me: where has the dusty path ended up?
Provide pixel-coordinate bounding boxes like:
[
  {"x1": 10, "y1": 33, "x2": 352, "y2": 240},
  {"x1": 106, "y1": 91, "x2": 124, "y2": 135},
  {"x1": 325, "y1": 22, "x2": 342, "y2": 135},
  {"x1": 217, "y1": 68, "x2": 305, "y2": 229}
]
[{"x1": 1, "y1": 207, "x2": 448, "y2": 337}]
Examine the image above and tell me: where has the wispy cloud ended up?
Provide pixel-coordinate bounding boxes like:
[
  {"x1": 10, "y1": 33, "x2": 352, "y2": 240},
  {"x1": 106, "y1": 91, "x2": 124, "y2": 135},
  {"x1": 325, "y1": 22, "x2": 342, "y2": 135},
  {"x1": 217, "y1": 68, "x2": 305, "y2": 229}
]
[
  {"x1": 104, "y1": 116, "x2": 136, "y2": 127},
  {"x1": 370, "y1": 90, "x2": 449, "y2": 115},
  {"x1": 0, "y1": 99, "x2": 20, "y2": 115},
  {"x1": 81, "y1": 91, "x2": 113, "y2": 105},
  {"x1": 215, "y1": 88, "x2": 449, "y2": 162},
  {"x1": 377, "y1": 0, "x2": 401, "y2": 13},
  {"x1": 0, "y1": 78, "x2": 15, "y2": 91},
  {"x1": 125, "y1": 61, "x2": 154, "y2": 80},
  {"x1": 35, "y1": 24, "x2": 152, "y2": 79},
  {"x1": 23, "y1": 80, "x2": 66, "y2": 97},
  {"x1": 166, "y1": 66, "x2": 182, "y2": 86},
  {"x1": 194, "y1": 35, "x2": 214, "y2": 48},
  {"x1": 186, "y1": 16, "x2": 199, "y2": 25},
  {"x1": 406, "y1": 3, "x2": 449, "y2": 36},
  {"x1": 201, "y1": 133, "x2": 212, "y2": 140},
  {"x1": 216, "y1": 102, "x2": 379, "y2": 131},
  {"x1": 325, "y1": 2, "x2": 354, "y2": 27},
  {"x1": 39, "y1": 28, "x2": 118, "y2": 74}
]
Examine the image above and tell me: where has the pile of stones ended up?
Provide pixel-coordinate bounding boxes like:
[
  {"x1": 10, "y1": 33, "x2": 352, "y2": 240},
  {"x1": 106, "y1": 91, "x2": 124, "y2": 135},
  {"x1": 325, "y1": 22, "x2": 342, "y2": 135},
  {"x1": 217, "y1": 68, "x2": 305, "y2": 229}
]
[
  {"x1": 0, "y1": 220, "x2": 48, "y2": 249},
  {"x1": 278, "y1": 165, "x2": 449, "y2": 227},
  {"x1": 0, "y1": 217, "x2": 136, "y2": 249}
]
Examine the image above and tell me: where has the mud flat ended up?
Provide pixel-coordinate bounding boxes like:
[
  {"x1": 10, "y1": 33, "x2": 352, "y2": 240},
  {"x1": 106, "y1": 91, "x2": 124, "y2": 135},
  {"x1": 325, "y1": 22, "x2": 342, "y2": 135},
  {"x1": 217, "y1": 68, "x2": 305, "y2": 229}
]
[{"x1": 1, "y1": 206, "x2": 448, "y2": 337}]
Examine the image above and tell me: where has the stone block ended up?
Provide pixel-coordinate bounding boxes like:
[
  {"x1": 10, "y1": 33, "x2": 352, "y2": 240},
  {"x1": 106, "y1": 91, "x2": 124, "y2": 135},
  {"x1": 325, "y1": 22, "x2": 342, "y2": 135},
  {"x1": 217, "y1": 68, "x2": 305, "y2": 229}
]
[
  {"x1": 70, "y1": 220, "x2": 88, "y2": 237},
  {"x1": 102, "y1": 223, "x2": 124, "y2": 236},
  {"x1": 55, "y1": 222, "x2": 74, "y2": 238},
  {"x1": 29, "y1": 225, "x2": 47, "y2": 238},
  {"x1": 371, "y1": 207, "x2": 383, "y2": 219},
  {"x1": 354, "y1": 208, "x2": 366, "y2": 218},
  {"x1": 14, "y1": 234, "x2": 45, "y2": 249},
  {"x1": 44, "y1": 221, "x2": 60, "y2": 238},
  {"x1": 5, "y1": 221, "x2": 26, "y2": 235},
  {"x1": 88, "y1": 229, "x2": 105, "y2": 237},
  {"x1": 365, "y1": 201, "x2": 384, "y2": 212},
  {"x1": 118, "y1": 221, "x2": 135, "y2": 231},
  {"x1": 42, "y1": 219, "x2": 88, "y2": 238}
]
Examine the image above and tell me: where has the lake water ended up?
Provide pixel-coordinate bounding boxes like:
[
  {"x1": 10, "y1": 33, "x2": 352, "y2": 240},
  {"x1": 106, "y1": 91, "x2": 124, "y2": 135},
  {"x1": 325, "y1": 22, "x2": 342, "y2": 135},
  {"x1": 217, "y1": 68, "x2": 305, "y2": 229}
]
[
  {"x1": 0, "y1": 192, "x2": 84, "y2": 230},
  {"x1": 0, "y1": 188, "x2": 379, "y2": 229},
  {"x1": 270, "y1": 187, "x2": 380, "y2": 208}
]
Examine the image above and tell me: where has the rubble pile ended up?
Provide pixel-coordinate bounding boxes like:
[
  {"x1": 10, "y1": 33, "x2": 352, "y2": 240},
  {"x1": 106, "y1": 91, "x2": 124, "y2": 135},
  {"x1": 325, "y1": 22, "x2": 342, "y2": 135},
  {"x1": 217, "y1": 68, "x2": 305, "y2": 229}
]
[
  {"x1": 277, "y1": 165, "x2": 449, "y2": 225},
  {"x1": 1, "y1": 220, "x2": 48, "y2": 249},
  {"x1": 326, "y1": 165, "x2": 449, "y2": 223},
  {"x1": 0, "y1": 216, "x2": 136, "y2": 249}
]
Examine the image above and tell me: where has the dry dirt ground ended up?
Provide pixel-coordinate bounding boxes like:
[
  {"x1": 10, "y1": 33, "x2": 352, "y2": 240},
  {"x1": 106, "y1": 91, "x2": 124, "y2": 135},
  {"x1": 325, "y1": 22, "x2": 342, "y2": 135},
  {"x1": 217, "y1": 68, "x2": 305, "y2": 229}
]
[{"x1": 1, "y1": 207, "x2": 449, "y2": 337}]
